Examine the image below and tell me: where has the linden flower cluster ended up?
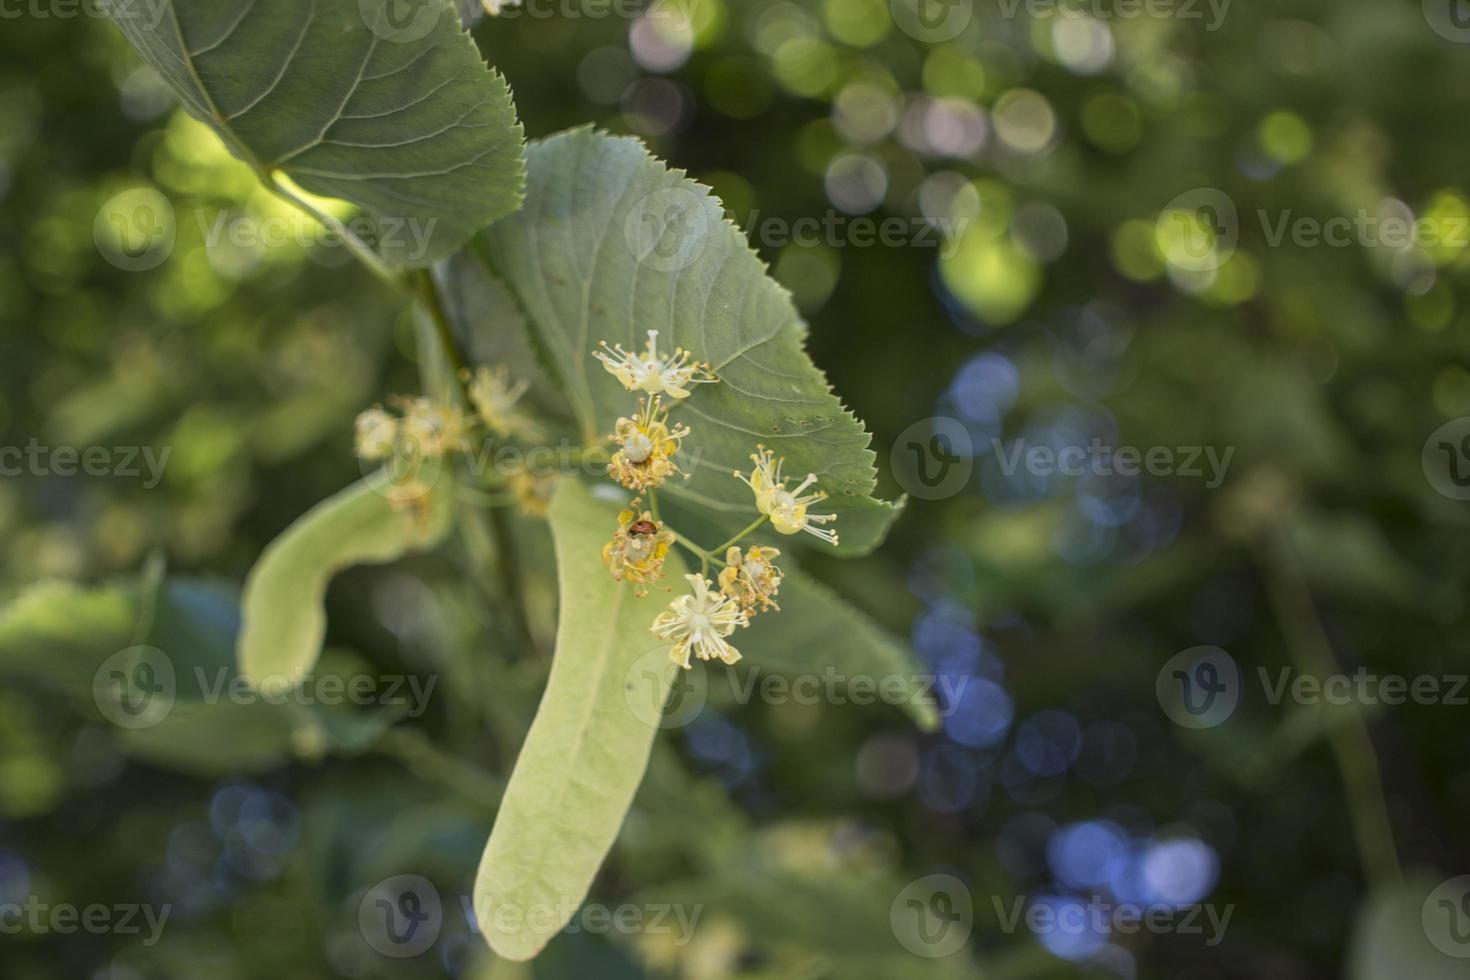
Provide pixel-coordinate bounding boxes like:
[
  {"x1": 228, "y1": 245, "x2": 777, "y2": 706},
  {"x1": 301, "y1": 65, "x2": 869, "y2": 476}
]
[
  {"x1": 354, "y1": 395, "x2": 469, "y2": 463},
  {"x1": 353, "y1": 363, "x2": 548, "y2": 514},
  {"x1": 594, "y1": 334, "x2": 835, "y2": 670}
]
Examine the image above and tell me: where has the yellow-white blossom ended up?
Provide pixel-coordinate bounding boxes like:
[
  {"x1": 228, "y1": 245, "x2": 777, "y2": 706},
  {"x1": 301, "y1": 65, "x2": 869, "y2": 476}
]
[
  {"x1": 467, "y1": 364, "x2": 540, "y2": 440},
  {"x1": 392, "y1": 395, "x2": 468, "y2": 458},
  {"x1": 651, "y1": 574, "x2": 749, "y2": 669},
  {"x1": 353, "y1": 406, "x2": 397, "y2": 460},
  {"x1": 718, "y1": 545, "x2": 782, "y2": 614},
  {"x1": 733, "y1": 447, "x2": 839, "y2": 545},
  {"x1": 595, "y1": 330, "x2": 715, "y2": 400},
  {"x1": 608, "y1": 395, "x2": 689, "y2": 492}
]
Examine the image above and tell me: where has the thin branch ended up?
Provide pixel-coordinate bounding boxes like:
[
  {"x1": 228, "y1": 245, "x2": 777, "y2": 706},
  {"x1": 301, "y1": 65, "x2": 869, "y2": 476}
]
[{"x1": 1258, "y1": 522, "x2": 1402, "y2": 890}]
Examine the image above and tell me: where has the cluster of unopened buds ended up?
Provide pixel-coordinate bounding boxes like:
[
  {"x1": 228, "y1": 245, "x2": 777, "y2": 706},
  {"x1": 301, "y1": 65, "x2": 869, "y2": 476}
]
[
  {"x1": 597, "y1": 331, "x2": 839, "y2": 670},
  {"x1": 351, "y1": 363, "x2": 550, "y2": 516}
]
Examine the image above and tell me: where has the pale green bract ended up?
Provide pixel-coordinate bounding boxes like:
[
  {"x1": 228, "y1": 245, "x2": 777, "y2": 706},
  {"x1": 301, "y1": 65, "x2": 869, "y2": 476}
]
[
  {"x1": 103, "y1": 0, "x2": 525, "y2": 265},
  {"x1": 474, "y1": 128, "x2": 903, "y2": 555},
  {"x1": 237, "y1": 470, "x2": 454, "y2": 693},
  {"x1": 473, "y1": 479, "x2": 688, "y2": 961}
]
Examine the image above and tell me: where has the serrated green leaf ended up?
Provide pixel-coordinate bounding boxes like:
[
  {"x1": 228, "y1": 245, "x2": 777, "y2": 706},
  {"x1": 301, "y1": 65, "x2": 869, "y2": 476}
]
[
  {"x1": 742, "y1": 565, "x2": 939, "y2": 730},
  {"x1": 474, "y1": 479, "x2": 688, "y2": 961},
  {"x1": 104, "y1": 0, "x2": 525, "y2": 265},
  {"x1": 474, "y1": 127, "x2": 901, "y2": 555},
  {"x1": 238, "y1": 469, "x2": 454, "y2": 693}
]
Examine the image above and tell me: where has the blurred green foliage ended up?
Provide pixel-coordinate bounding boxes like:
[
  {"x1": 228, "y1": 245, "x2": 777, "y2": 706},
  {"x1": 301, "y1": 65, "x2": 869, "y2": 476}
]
[{"x1": 3, "y1": 0, "x2": 1470, "y2": 978}]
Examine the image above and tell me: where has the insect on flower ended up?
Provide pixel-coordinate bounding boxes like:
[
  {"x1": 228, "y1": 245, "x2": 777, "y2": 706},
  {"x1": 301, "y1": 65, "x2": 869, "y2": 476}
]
[
  {"x1": 733, "y1": 446, "x2": 839, "y2": 546},
  {"x1": 718, "y1": 545, "x2": 782, "y2": 614},
  {"x1": 651, "y1": 574, "x2": 749, "y2": 669},
  {"x1": 603, "y1": 507, "x2": 675, "y2": 596},
  {"x1": 608, "y1": 395, "x2": 690, "y2": 492},
  {"x1": 594, "y1": 330, "x2": 716, "y2": 400}
]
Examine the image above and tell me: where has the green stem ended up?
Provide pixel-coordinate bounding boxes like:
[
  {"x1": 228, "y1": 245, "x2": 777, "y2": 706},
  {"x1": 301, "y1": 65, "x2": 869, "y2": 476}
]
[
  {"x1": 670, "y1": 530, "x2": 727, "y2": 577},
  {"x1": 456, "y1": 487, "x2": 516, "y2": 508},
  {"x1": 268, "y1": 176, "x2": 403, "y2": 290},
  {"x1": 489, "y1": 498, "x2": 541, "y2": 656},
  {"x1": 417, "y1": 268, "x2": 540, "y2": 659},
  {"x1": 646, "y1": 488, "x2": 661, "y2": 522},
  {"x1": 414, "y1": 268, "x2": 476, "y2": 407},
  {"x1": 713, "y1": 515, "x2": 769, "y2": 555},
  {"x1": 1259, "y1": 523, "x2": 1402, "y2": 891}
]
